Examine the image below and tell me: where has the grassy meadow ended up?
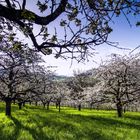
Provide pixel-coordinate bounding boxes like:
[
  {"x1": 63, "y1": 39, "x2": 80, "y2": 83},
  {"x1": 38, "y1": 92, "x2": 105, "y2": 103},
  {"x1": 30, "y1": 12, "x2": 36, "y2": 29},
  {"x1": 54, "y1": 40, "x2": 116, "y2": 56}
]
[{"x1": 0, "y1": 102, "x2": 139, "y2": 140}]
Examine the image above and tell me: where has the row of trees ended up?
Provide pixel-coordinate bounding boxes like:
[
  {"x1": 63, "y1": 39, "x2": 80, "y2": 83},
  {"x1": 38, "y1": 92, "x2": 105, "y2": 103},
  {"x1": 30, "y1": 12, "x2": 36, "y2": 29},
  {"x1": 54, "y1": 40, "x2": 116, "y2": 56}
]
[
  {"x1": 96, "y1": 54, "x2": 140, "y2": 117},
  {"x1": 0, "y1": 37, "x2": 72, "y2": 116},
  {"x1": 26, "y1": 54, "x2": 140, "y2": 118},
  {"x1": 68, "y1": 54, "x2": 140, "y2": 117},
  {"x1": 0, "y1": 35, "x2": 42, "y2": 116},
  {"x1": 0, "y1": 34, "x2": 140, "y2": 117},
  {"x1": 60, "y1": 54, "x2": 140, "y2": 117}
]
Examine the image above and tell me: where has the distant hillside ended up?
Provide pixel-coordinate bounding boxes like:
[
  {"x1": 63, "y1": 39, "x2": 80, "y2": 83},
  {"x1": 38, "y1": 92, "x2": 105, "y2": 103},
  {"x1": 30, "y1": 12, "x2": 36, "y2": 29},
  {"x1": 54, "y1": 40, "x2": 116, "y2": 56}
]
[{"x1": 52, "y1": 75, "x2": 73, "y2": 81}]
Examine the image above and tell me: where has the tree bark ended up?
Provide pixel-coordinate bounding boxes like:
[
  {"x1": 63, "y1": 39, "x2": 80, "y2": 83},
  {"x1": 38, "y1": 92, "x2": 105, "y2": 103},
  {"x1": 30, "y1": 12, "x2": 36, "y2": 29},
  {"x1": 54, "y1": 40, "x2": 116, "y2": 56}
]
[
  {"x1": 35, "y1": 101, "x2": 38, "y2": 106},
  {"x1": 78, "y1": 104, "x2": 81, "y2": 111},
  {"x1": 123, "y1": 106, "x2": 126, "y2": 113},
  {"x1": 116, "y1": 102, "x2": 123, "y2": 117},
  {"x1": 23, "y1": 102, "x2": 25, "y2": 107},
  {"x1": 58, "y1": 102, "x2": 61, "y2": 113},
  {"x1": 13, "y1": 99, "x2": 16, "y2": 104},
  {"x1": 43, "y1": 103, "x2": 46, "y2": 108},
  {"x1": 47, "y1": 102, "x2": 50, "y2": 110},
  {"x1": 5, "y1": 98, "x2": 12, "y2": 116},
  {"x1": 18, "y1": 102, "x2": 22, "y2": 110},
  {"x1": 90, "y1": 103, "x2": 93, "y2": 110}
]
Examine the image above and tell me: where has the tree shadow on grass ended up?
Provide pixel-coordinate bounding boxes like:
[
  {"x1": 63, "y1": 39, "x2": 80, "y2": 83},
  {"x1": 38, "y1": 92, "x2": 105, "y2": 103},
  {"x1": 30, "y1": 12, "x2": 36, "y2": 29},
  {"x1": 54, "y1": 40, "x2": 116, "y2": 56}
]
[
  {"x1": 10, "y1": 116, "x2": 51, "y2": 140},
  {"x1": 1, "y1": 106, "x2": 139, "y2": 140},
  {"x1": 18, "y1": 109, "x2": 140, "y2": 139},
  {"x1": 28, "y1": 113, "x2": 109, "y2": 140},
  {"x1": 88, "y1": 115, "x2": 140, "y2": 130},
  {"x1": 11, "y1": 112, "x2": 110, "y2": 140},
  {"x1": 125, "y1": 115, "x2": 140, "y2": 122},
  {"x1": 56, "y1": 112, "x2": 140, "y2": 140},
  {"x1": 61, "y1": 112, "x2": 140, "y2": 130},
  {"x1": 61, "y1": 108, "x2": 140, "y2": 126}
]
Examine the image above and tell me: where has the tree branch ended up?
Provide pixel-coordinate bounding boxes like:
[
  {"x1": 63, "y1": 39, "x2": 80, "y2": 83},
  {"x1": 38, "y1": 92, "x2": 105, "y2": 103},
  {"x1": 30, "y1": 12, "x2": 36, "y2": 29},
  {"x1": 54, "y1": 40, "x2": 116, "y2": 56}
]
[
  {"x1": 0, "y1": 0, "x2": 67, "y2": 25},
  {"x1": 22, "y1": 0, "x2": 26, "y2": 9},
  {"x1": 5, "y1": 0, "x2": 12, "y2": 8}
]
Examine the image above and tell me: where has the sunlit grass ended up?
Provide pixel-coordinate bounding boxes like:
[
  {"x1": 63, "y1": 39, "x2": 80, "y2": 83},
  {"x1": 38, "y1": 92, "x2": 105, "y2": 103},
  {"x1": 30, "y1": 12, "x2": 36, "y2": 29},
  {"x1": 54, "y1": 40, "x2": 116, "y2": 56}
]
[{"x1": 0, "y1": 102, "x2": 139, "y2": 140}]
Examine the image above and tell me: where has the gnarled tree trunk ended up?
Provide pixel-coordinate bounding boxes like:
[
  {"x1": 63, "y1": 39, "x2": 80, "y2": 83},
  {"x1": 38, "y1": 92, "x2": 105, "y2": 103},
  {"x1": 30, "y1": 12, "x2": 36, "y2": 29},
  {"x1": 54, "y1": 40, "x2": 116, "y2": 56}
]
[
  {"x1": 35, "y1": 101, "x2": 38, "y2": 106},
  {"x1": 5, "y1": 97, "x2": 12, "y2": 116},
  {"x1": 43, "y1": 103, "x2": 46, "y2": 108},
  {"x1": 29, "y1": 101, "x2": 32, "y2": 105},
  {"x1": 18, "y1": 102, "x2": 22, "y2": 110},
  {"x1": 23, "y1": 102, "x2": 25, "y2": 107},
  {"x1": 47, "y1": 101, "x2": 50, "y2": 110},
  {"x1": 13, "y1": 99, "x2": 16, "y2": 104},
  {"x1": 78, "y1": 104, "x2": 81, "y2": 111},
  {"x1": 90, "y1": 103, "x2": 93, "y2": 110},
  {"x1": 58, "y1": 102, "x2": 61, "y2": 113},
  {"x1": 116, "y1": 102, "x2": 123, "y2": 117}
]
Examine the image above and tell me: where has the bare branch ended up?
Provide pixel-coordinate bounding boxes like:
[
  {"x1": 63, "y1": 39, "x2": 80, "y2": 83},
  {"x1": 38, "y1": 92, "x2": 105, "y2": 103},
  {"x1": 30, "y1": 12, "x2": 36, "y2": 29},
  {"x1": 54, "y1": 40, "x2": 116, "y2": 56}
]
[{"x1": 22, "y1": 0, "x2": 26, "y2": 9}]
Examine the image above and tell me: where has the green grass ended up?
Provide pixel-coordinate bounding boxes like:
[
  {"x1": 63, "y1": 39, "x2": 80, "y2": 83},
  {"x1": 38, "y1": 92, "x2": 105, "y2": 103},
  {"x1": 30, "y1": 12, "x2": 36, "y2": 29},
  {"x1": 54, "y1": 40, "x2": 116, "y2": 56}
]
[{"x1": 0, "y1": 102, "x2": 140, "y2": 140}]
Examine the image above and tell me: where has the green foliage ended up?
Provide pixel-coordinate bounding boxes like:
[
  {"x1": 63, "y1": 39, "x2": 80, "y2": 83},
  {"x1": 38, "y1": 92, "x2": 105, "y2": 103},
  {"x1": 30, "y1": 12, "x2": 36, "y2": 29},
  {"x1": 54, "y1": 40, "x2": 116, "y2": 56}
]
[
  {"x1": 37, "y1": 1, "x2": 48, "y2": 13},
  {"x1": 0, "y1": 102, "x2": 139, "y2": 140},
  {"x1": 60, "y1": 20, "x2": 67, "y2": 27},
  {"x1": 21, "y1": 10, "x2": 35, "y2": 21},
  {"x1": 51, "y1": 35, "x2": 57, "y2": 43},
  {"x1": 41, "y1": 48, "x2": 52, "y2": 55},
  {"x1": 13, "y1": 42, "x2": 22, "y2": 51}
]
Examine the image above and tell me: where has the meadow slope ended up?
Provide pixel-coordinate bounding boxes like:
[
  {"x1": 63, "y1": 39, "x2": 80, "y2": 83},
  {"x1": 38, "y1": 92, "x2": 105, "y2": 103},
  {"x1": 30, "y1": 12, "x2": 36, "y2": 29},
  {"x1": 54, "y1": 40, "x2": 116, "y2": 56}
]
[{"x1": 0, "y1": 102, "x2": 140, "y2": 140}]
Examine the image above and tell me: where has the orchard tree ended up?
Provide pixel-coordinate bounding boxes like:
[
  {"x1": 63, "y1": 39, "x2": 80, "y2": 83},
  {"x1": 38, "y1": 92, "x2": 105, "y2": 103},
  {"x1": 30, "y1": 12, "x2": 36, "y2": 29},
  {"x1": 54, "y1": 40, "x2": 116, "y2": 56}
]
[
  {"x1": 84, "y1": 68, "x2": 112, "y2": 109},
  {"x1": 38, "y1": 81, "x2": 56, "y2": 110},
  {"x1": 0, "y1": 39, "x2": 42, "y2": 116},
  {"x1": 15, "y1": 66, "x2": 45, "y2": 108},
  {"x1": 53, "y1": 81, "x2": 70, "y2": 112},
  {"x1": 17, "y1": 89, "x2": 40, "y2": 109},
  {"x1": 85, "y1": 86, "x2": 109, "y2": 110},
  {"x1": 0, "y1": 1, "x2": 140, "y2": 60},
  {"x1": 98, "y1": 54, "x2": 140, "y2": 117},
  {"x1": 31, "y1": 66, "x2": 55, "y2": 109},
  {"x1": 67, "y1": 71, "x2": 91, "y2": 111}
]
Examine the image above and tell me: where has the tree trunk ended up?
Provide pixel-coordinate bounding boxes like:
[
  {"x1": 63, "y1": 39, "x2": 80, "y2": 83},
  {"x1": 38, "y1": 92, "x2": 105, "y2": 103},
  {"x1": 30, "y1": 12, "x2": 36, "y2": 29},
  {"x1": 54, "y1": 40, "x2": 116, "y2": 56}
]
[
  {"x1": 117, "y1": 102, "x2": 123, "y2": 117},
  {"x1": 47, "y1": 102, "x2": 50, "y2": 110},
  {"x1": 29, "y1": 101, "x2": 32, "y2": 105},
  {"x1": 96, "y1": 105, "x2": 99, "y2": 110},
  {"x1": 23, "y1": 102, "x2": 25, "y2": 107},
  {"x1": 123, "y1": 106, "x2": 126, "y2": 113},
  {"x1": 5, "y1": 98, "x2": 12, "y2": 116},
  {"x1": 18, "y1": 102, "x2": 22, "y2": 110},
  {"x1": 58, "y1": 102, "x2": 61, "y2": 113},
  {"x1": 13, "y1": 99, "x2": 16, "y2": 104},
  {"x1": 90, "y1": 103, "x2": 93, "y2": 110},
  {"x1": 78, "y1": 104, "x2": 81, "y2": 111},
  {"x1": 43, "y1": 103, "x2": 46, "y2": 108},
  {"x1": 35, "y1": 102, "x2": 38, "y2": 106}
]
